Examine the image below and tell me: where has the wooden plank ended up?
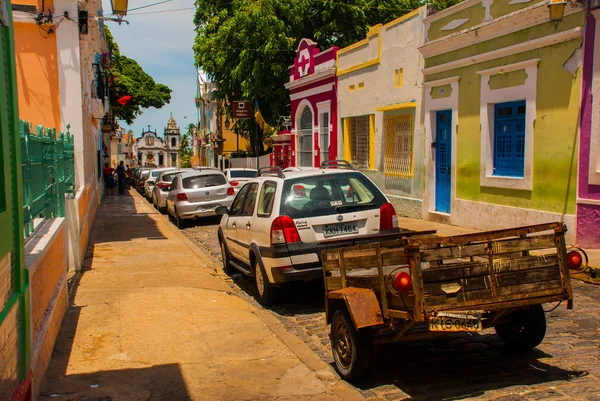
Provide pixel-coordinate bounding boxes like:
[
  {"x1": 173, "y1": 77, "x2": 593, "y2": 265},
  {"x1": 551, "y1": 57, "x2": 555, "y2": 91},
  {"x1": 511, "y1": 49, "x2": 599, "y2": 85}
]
[
  {"x1": 409, "y1": 246, "x2": 425, "y2": 321},
  {"x1": 493, "y1": 254, "x2": 559, "y2": 273},
  {"x1": 380, "y1": 247, "x2": 410, "y2": 266},
  {"x1": 408, "y1": 222, "x2": 564, "y2": 246},
  {"x1": 496, "y1": 267, "x2": 561, "y2": 287},
  {"x1": 421, "y1": 243, "x2": 488, "y2": 262},
  {"x1": 422, "y1": 261, "x2": 489, "y2": 282},
  {"x1": 489, "y1": 235, "x2": 557, "y2": 255},
  {"x1": 496, "y1": 279, "x2": 563, "y2": 297},
  {"x1": 387, "y1": 309, "x2": 411, "y2": 320},
  {"x1": 338, "y1": 249, "x2": 348, "y2": 288},
  {"x1": 554, "y1": 230, "x2": 573, "y2": 300},
  {"x1": 323, "y1": 259, "x2": 340, "y2": 271},
  {"x1": 423, "y1": 275, "x2": 491, "y2": 295},
  {"x1": 326, "y1": 276, "x2": 342, "y2": 291},
  {"x1": 375, "y1": 244, "x2": 389, "y2": 319}
]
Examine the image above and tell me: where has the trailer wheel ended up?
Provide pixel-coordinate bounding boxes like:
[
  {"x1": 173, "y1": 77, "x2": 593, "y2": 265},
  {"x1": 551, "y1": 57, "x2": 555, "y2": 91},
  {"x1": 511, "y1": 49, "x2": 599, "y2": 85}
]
[
  {"x1": 331, "y1": 309, "x2": 374, "y2": 381},
  {"x1": 494, "y1": 304, "x2": 546, "y2": 351}
]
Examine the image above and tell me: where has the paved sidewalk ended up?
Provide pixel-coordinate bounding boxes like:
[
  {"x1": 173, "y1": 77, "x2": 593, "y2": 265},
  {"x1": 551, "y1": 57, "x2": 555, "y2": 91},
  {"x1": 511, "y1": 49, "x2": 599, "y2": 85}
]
[{"x1": 40, "y1": 191, "x2": 363, "y2": 401}]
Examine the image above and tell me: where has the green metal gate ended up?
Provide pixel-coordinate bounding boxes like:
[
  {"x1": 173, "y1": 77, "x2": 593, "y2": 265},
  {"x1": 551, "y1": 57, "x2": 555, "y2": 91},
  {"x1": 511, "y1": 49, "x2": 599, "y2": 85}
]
[{"x1": 0, "y1": 1, "x2": 31, "y2": 399}]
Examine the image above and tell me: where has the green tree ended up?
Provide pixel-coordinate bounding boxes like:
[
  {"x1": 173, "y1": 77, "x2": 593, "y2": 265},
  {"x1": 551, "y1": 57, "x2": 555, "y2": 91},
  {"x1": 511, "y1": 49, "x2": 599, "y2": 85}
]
[
  {"x1": 105, "y1": 27, "x2": 172, "y2": 125},
  {"x1": 193, "y1": 0, "x2": 430, "y2": 136},
  {"x1": 179, "y1": 123, "x2": 195, "y2": 168}
]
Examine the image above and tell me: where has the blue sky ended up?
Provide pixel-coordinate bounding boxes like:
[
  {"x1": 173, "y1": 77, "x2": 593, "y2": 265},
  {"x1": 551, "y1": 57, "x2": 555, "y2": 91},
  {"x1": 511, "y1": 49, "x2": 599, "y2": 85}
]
[{"x1": 101, "y1": 0, "x2": 198, "y2": 139}]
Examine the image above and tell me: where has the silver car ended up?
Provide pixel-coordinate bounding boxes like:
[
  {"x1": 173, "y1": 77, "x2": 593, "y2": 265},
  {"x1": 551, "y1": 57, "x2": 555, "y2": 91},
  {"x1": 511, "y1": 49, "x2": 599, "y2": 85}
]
[
  {"x1": 223, "y1": 168, "x2": 257, "y2": 194},
  {"x1": 144, "y1": 167, "x2": 176, "y2": 199},
  {"x1": 166, "y1": 170, "x2": 235, "y2": 228},
  {"x1": 151, "y1": 168, "x2": 193, "y2": 213}
]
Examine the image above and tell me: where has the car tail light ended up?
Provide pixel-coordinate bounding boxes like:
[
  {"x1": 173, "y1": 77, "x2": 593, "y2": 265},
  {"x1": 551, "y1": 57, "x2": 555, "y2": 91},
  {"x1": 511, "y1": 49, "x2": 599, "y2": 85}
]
[
  {"x1": 176, "y1": 193, "x2": 188, "y2": 201},
  {"x1": 230, "y1": 181, "x2": 239, "y2": 186},
  {"x1": 227, "y1": 187, "x2": 235, "y2": 196},
  {"x1": 392, "y1": 272, "x2": 412, "y2": 293},
  {"x1": 379, "y1": 203, "x2": 398, "y2": 231},
  {"x1": 567, "y1": 250, "x2": 583, "y2": 270},
  {"x1": 278, "y1": 266, "x2": 293, "y2": 272},
  {"x1": 270, "y1": 216, "x2": 301, "y2": 245},
  {"x1": 156, "y1": 182, "x2": 171, "y2": 191},
  {"x1": 293, "y1": 185, "x2": 306, "y2": 197},
  {"x1": 347, "y1": 187, "x2": 354, "y2": 199}
]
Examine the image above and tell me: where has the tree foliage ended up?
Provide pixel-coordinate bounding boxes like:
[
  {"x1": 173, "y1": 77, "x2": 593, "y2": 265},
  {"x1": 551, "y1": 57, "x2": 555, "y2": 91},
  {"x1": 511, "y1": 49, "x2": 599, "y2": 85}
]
[
  {"x1": 193, "y1": 0, "x2": 457, "y2": 131},
  {"x1": 179, "y1": 123, "x2": 195, "y2": 168},
  {"x1": 105, "y1": 27, "x2": 172, "y2": 125}
]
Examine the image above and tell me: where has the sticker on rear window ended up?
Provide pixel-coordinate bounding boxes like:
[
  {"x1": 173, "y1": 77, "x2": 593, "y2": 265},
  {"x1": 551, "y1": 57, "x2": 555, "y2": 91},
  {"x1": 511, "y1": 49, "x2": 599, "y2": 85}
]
[{"x1": 330, "y1": 200, "x2": 342, "y2": 206}]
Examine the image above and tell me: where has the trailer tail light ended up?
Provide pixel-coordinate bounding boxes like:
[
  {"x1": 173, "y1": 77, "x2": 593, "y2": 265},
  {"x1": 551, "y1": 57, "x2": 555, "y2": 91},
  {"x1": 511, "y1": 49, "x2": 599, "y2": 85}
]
[
  {"x1": 379, "y1": 203, "x2": 398, "y2": 231},
  {"x1": 227, "y1": 186, "x2": 235, "y2": 196},
  {"x1": 271, "y1": 216, "x2": 301, "y2": 245},
  {"x1": 393, "y1": 272, "x2": 412, "y2": 293},
  {"x1": 176, "y1": 193, "x2": 188, "y2": 201},
  {"x1": 156, "y1": 182, "x2": 171, "y2": 191},
  {"x1": 567, "y1": 250, "x2": 583, "y2": 270}
]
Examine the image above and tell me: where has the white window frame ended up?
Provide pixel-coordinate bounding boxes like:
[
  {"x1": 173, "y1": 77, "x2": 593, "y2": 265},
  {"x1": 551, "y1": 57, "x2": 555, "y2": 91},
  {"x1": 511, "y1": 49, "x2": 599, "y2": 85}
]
[
  {"x1": 590, "y1": 16, "x2": 600, "y2": 186},
  {"x1": 316, "y1": 100, "x2": 331, "y2": 165},
  {"x1": 295, "y1": 100, "x2": 315, "y2": 167},
  {"x1": 478, "y1": 58, "x2": 539, "y2": 191}
]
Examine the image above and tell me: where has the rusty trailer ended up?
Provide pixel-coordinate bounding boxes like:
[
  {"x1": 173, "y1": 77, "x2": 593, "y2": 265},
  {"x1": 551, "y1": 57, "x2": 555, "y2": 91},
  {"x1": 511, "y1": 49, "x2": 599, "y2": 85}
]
[{"x1": 321, "y1": 222, "x2": 576, "y2": 381}]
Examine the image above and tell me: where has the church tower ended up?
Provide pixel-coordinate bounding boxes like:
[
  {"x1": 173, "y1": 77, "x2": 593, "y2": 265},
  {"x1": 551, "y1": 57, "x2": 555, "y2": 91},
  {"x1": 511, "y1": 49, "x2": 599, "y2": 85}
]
[{"x1": 164, "y1": 114, "x2": 181, "y2": 167}]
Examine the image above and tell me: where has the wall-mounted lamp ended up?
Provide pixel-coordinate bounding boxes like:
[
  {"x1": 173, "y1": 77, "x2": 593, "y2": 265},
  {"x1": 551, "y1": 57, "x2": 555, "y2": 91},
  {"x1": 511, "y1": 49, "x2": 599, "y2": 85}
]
[
  {"x1": 548, "y1": 0, "x2": 567, "y2": 31},
  {"x1": 110, "y1": 0, "x2": 129, "y2": 24}
]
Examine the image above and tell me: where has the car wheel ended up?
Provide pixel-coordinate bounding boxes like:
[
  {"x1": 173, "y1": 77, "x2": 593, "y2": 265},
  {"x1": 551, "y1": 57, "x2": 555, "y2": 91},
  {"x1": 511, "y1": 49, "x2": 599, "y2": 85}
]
[
  {"x1": 253, "y1": 257, "x2": 277, "y2": 306},
  {"x1": 494, "y1": 304, "x2": 546, "y2": 351},
  {"x1": 331, "y1": 309, "x2": 374, "y2": 382},
  {"x1": 175, "y1": 208, "x2": 186, "y2": 229},
  {"x1": 220, "y1": 239, "x2": 235, "y2": 275}
]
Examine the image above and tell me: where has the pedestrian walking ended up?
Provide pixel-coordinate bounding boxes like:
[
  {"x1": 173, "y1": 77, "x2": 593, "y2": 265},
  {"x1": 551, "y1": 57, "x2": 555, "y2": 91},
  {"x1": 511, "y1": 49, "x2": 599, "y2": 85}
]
[
  {"x1": 116, "y1": 161, "x2": 126, "y2": 194},
  {"x1": 103, "y1": 163, "x2": 115, "y2": 196}
]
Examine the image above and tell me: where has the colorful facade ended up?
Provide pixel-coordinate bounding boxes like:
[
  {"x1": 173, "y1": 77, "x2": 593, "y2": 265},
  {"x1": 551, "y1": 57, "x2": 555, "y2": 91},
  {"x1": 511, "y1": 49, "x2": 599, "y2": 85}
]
[
  {"x1": 280, "y1": 39, "x2": 338, "y2": 168},
  {"x1": 337, "y1": 7, "x2": 428, "y2": 218},
  {"x1": 579, "y1": 11, "x2": 600, "y2": 248},
  {"x1": 419, "y1": 0, "x2": 584, "y2": 242}
]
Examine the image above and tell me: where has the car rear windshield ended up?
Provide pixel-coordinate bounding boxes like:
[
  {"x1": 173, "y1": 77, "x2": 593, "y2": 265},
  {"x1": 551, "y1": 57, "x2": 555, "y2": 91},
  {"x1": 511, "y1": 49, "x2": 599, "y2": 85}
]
[
  {"x1": 230, "y1": 170, "x2": 256, "y2": 178},
  {"x1": 161, "y1": 172, "x2": 181, "y2": 182},
  {"x1": 182, "y1": 174, "x2": 227, "y2": 189},
  {"x1": 140, "y1": 171, "x2": 150, "y2": 179},
  {"x1": 280, "y1": 172, "x2": 386, "y2": 219}
]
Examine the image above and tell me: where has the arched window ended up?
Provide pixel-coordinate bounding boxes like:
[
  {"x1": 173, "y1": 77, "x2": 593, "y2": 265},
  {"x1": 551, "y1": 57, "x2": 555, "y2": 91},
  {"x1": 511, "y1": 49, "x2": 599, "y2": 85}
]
[
  {"x1": 298, "y1": 106, "x2": 313, "y2": 167},
  {"x1": 171, "y1": 137, "x2": 176, "y2": 147}
]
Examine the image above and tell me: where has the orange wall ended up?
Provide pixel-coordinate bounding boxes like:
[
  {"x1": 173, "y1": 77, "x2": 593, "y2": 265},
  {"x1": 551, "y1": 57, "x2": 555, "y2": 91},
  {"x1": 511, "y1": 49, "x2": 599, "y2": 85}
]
[
  {"x1": 13, "y1": 22, "x2": 60, "y2": 129},
  {"x1": 13, "y1": 0, "x2": 55, "y2": 12}
]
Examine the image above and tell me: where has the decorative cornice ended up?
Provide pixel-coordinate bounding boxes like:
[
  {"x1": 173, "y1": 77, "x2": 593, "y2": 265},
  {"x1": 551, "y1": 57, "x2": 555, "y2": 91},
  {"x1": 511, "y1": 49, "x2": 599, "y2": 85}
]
[
  {"x1": 476, "y1": 58, "x2": 541, "y2": 76},
  {"x1": 423, "y1": 75, "x2": 461, "y2": 87},
  {"x1": 376, "y1": 101, "x2": 417, "y2": 112},
  {"x1": 284, "y1": 68, "x2": 336, "y2": 90},
  {"x1": 419, "y1": 0, "x2": 583, "y2": 59},
  {"x1": 423, "y1": 28, "x2": 581, "y2": 76}
]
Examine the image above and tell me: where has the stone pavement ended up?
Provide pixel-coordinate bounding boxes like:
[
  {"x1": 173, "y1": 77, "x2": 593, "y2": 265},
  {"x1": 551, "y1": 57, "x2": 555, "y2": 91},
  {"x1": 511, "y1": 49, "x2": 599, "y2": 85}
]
[{"x1": 39, "y1": 190, "x2": 364, "y2": 401}]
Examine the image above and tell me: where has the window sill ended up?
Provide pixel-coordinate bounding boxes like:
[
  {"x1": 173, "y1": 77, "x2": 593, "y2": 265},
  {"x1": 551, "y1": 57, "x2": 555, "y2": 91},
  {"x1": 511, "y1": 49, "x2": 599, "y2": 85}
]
[{"x1": 480, "y1": 174, "x2": 532, "y2": 191}]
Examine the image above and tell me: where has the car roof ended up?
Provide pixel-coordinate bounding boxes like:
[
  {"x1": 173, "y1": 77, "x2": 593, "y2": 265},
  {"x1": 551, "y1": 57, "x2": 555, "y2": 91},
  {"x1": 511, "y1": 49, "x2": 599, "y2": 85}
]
[
  {"x1": 158, "y1": 168, "x2": 193, "y2": 178},
  {"x1": 226, "y1": 168, "x2": 257, "y2": 171},
  {"x1": 177, "y1": 170, "x2": 226, "y2": 179},
  {"x1": 250, "y1": 168, "x2": 361, "y2": 183}
]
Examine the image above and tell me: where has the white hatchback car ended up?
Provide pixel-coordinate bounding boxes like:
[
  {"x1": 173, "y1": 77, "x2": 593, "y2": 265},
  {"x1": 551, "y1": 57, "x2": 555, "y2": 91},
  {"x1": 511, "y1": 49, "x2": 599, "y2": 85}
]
[
  {"x1": 144, "y1": 167, "x2": 175, "y2": 199},
  {"x1": 216, "y1": 161, "x2": 399, "y2": 305}
]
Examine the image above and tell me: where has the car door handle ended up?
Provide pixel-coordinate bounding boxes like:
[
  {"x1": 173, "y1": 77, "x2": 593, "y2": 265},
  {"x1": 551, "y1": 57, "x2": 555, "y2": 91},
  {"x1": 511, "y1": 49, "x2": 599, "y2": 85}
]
[{"x1": 246, "y1": 222, "x2": 251, "y2": 229}]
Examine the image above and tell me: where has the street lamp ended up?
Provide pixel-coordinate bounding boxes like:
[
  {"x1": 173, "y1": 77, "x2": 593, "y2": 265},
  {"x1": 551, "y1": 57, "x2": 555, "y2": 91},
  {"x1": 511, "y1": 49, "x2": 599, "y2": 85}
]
[
  {"x1": 110, "y1": 0, "x2": 129, "y2": 24},
  {"x1": 548, "y1": 0, "x2": 567, "y2": 31}
]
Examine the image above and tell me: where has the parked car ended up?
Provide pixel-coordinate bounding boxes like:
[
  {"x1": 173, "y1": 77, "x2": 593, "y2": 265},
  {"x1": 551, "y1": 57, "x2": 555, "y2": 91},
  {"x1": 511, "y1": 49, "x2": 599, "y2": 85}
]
[
  {"x1": 151, "y1": 168, "x2": 193, "y2": 213},
  {"x1": 144, "y1": 168, "x2": 176, "y2": 199},
  {"x1": 223, "y1": 168, "x2": 257, "y2": 194},
  {"x1": 136, "y1": 168, "x2": 152, "y2": 193},
  {"x1": 166, "y1": 170, "x2": 236, "y2": 228},
  {"x1": 216, "y1": 161, "x2": 399, "y2": 305}
]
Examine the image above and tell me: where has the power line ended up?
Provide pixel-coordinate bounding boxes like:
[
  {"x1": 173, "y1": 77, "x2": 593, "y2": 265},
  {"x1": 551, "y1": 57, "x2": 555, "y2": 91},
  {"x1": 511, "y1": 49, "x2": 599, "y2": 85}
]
[{"x1": 127, "y1": 6, "x2": 195, "y2": 15}]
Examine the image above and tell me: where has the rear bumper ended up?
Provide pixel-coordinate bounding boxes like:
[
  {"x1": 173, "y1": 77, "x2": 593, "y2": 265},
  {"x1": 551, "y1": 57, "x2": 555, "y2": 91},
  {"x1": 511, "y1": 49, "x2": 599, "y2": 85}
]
[{"x1": 176, "y1": 198, "x2": 234, "y2": 219}]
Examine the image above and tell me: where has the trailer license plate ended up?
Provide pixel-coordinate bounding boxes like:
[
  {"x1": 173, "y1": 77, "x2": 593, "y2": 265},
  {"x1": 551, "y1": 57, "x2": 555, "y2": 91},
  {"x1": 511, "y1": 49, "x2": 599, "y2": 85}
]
[
  {"x1": 429, "y1": 312, "x2": 482, "y2": 332},
  {"x1": 323, "y1": 222, "x2": 358, "y2": 238}
]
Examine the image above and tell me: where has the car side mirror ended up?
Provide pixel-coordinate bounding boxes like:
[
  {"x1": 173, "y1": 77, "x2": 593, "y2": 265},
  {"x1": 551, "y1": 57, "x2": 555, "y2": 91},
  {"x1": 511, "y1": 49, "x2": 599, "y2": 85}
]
[{"x1": 215, "y1": 206, "x2": 229, "y2": 215}]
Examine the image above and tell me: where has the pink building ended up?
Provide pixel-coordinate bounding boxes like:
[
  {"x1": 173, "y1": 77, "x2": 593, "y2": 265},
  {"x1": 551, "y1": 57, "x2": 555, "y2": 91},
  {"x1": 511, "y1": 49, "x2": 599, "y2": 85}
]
[{"x1": 273, "y1": 39, "x2": 338, "y2": 168}]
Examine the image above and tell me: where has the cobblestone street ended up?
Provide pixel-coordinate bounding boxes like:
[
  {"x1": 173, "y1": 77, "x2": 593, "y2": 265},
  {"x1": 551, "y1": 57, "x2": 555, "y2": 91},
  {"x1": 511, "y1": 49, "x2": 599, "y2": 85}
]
[{"x1": 181, "y1": 217, "x2": 600, "y2": 401}]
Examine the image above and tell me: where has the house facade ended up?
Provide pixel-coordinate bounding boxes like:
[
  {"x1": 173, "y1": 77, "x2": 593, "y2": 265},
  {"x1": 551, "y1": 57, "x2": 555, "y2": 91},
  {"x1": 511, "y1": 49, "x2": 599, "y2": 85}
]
[
  {"x1": 281, "y1": 38, "x2": 338, "y2": 168},
  {"x1": 337, "y1": 7, "x2": 428, "y2": 218},
  {"x1": 578, "y1": 10, "x2": 600, "y2": 248},
  {"x1": 419, "y1": 0, "x2": 584, "y2": 242}
]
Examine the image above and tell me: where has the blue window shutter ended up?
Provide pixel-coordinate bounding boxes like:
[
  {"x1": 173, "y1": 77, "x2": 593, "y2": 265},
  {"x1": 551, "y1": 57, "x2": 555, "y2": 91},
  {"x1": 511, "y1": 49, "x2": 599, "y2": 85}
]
[{"x1": 493, "y1": 101, "x2": 526, "y2": 178}]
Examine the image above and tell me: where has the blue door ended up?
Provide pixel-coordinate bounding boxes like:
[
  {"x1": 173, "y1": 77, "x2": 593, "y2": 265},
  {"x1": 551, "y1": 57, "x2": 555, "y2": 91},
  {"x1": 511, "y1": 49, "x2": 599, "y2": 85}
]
[{"x1": 435, "y1": 110, "x2": 452, "y2": 213}]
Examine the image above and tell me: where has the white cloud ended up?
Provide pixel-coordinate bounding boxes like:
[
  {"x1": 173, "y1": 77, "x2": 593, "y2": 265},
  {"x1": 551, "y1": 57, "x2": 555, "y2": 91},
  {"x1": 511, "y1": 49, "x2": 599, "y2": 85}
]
[{"x1": 102, "y1": 0, "x2": 198, "y2": 138}]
